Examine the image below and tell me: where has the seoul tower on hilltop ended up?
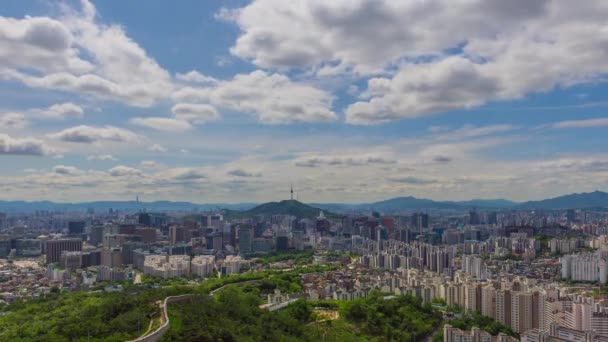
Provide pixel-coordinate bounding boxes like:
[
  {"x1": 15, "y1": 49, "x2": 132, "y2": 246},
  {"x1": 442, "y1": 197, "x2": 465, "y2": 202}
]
[{"x1": 290, "y1": 184, "x2": 294, "y2": 200}]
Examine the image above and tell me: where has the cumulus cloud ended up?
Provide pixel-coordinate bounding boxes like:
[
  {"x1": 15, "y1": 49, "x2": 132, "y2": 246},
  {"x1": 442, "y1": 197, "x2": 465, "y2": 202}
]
[
  {"x1": 295, "y1": 154, "x2": 396, "y2": 167},
  {"x1": 227, "y1": 168, "x2": 262, "y2": 177},
  {"x1": 0, "y1": 15, "x2": 92, "y2": 74},
  {"x1": 223, "y1": 0, "x2": 608, "y2": 124},
  {"x1": 170, "y1": 103, "x2": 219, "y2": 124},
  {"x1": 130, "y1": 117, "x2": 194, "y2": 132},
  {"x1": 36, "y1": 102, "x2": 84, "y2": 119},
  {"x1": 0, "y1": 134, "x2": 50, "y2": 156},
  {"x1": 0, "y1": 112, "x2": 28, "y2": 129},
  {"x1": 108, "y1": 165, "x2": 142, "y2": 177},
  {"x1": 175, "y1": 70, "x2": 218, "y2": 84},
  {"x1": 548, "y1": 118, "x2": 608, "y2": 129},
  {"x1": 221, "y1": 0, "x2": 549, "y2": 73},
  {"x1": 173, "y1": 70, "x2": 336, "y2": 124},
  {"x1": 0, "y1": 0, "x2": 172, "y2": 107},
  {"x1": 48, "y1": 125, "x2": 140, "y2": 144},
  {"x1": 345, "y1": 57, "x2": 499, "y2": 124}
]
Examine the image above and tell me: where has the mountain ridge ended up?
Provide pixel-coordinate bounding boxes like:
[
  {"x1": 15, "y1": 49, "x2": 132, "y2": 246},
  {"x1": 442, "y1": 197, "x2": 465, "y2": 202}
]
[{"x1": 0, "y1": 191, "x2": 606, "y2": 214}]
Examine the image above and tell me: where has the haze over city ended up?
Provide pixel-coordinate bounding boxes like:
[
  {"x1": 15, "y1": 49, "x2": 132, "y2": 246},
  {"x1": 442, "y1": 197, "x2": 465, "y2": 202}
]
[{"x1": 1, "y1": 0, "x2": 608, "y2": 204}]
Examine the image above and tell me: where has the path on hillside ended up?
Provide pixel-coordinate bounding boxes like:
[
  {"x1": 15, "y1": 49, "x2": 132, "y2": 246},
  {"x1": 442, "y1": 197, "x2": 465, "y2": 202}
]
[{"x1": 127, "y1": 279, "x2": 262, "y2": 342}]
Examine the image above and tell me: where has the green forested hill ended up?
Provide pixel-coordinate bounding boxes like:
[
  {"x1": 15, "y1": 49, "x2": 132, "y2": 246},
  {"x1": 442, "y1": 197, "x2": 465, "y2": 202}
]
[{"x1": 223, "y1": 199, "x2": 341, "y2": 219}]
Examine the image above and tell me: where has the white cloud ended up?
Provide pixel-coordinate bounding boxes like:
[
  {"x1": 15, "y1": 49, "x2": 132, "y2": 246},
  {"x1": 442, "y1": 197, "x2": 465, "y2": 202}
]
[
  {"x1": 223, "y1": 0, "x2": 608, "y2": 124},
  {"x1": 549, "y1": 118, "x2": 608, "y2": 129},
  {"x1": 0, "y1": 134, "x2": 50, "y2": 156},
  {"x1": 173, "y1": 70, "x2": 336, "y2": 124},
  {"x1": 345, "y1": 57, "x2": 499, "y2": 124},
  {"x1": 0, "y1": 112, "x2": 28, "y2": 129},
  {"x1": 0, "y1": 15, "x2": 92, "y2": 74},
  {"x1": 221, "y1": 0, "x2": 551, "y2": 73},
  {"x1": 170, "y1": 103, "x2": 219, "y2": 124},
  {"x1": 36, "y1": 102, "x2": 84, "y2": 119},
  {"x1": 130, "y1": 117, "x2": 194, "y2": 132},
  {"x1": 175, "y1": 70, "x2": 218, "y2": 84},
  {"x1": 48, "y1": 125, "x2": 140, "y2": 144},
  {"x1": 108, "y1": 165, "x2": 142, "y2": 177},
  {"x1": 0, "y1": 0, "x2": 173, "y2": 107}
]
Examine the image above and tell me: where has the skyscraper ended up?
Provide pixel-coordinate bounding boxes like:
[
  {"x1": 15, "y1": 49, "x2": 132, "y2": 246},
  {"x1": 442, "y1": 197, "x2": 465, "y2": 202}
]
[{"x1": 238, "y1": 224, "x2": 253, "y2": 255}]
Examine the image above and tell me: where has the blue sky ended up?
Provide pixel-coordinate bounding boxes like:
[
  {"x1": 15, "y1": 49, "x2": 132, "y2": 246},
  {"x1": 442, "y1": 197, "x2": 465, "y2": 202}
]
[{"x1": 0, "y1": 0, "x2": 607, "y2": 203}]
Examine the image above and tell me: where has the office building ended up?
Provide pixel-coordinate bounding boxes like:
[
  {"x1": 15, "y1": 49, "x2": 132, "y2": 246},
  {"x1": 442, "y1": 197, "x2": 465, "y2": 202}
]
[
  {"x1": 45, "y1": 239, "x2": 83, "y2": 263},
  {"x1": 238, "y1": 225, "x2": 253, "y2": 254}
]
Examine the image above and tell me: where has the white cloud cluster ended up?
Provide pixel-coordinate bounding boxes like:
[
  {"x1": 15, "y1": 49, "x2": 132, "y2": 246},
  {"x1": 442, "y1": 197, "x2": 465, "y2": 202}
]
[
  {"x1": 175, "y1": 70, "x2": 218, "y2": 84},
  {"x1": 223, "y1": 0, "x2": 608, "y2": 124},
  {"x1": 171, "y1": 103, "x2": 219, "y2": 124},
  {"x1": 108, "y1": 165, "x2": 142, "y2": 177},
  {"x1": 0, "y1": 112, "x2": 27, "y2": 129},
  {"x1": 48, "y1": 125, "x2": 140, "y2": 144},
  {"x1": 130, "y1": 103, "x2": 218, "y2": 132},
  {"x1": 0, "y1": 134, "x2": 50, "y2": 156},
  {"x1": 173, "y1": 70, "x2": 336, "y2": 124},
  {"x1": 0, "y1": 1, "x2": 172, "y2": 107},
  {"x1": 36, "y1": 102, "x2": 84, "y2": 119}
]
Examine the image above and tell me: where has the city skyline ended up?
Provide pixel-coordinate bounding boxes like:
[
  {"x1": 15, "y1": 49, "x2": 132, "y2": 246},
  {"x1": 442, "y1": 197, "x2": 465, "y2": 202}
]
[{"x1": 1, "y1": 0, "x2": 608, "y2": 203}]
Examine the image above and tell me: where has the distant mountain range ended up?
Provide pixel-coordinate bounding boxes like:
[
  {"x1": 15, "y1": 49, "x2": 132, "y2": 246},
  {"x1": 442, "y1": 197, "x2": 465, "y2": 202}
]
[
  {"x1": 312, "y1": 197, "x2": 519, "y2": 214},
  {"x1": 518, "y1": 190, "x2": 608, "y2": 210},
  {"x1": 0, "y1": 191, "x2": 606, "y2": 214},
  {"x1": 314, "y1": 191, "x2": 608, "y2": 213}
]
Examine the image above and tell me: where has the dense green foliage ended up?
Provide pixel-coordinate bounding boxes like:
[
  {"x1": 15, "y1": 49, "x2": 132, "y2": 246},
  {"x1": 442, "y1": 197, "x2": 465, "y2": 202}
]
[
  {"x1": 253, "y1": 249, "x2": 315, "y2": 265},
  {"x1": 0, "y1": 265, "x2": 339, "y2": 341},
  {"x1": 341, "y1": 292, "x2": 441, "y2": 341},
  {"x1": 0, "y1": 289, "x2": 175, "y2": 341},
  {"x1": 162, "y1": 288, "x2": 442, "y2": 342},
  {"x1": 161, "y1": 287, "x2": 315, "y2": 341}
]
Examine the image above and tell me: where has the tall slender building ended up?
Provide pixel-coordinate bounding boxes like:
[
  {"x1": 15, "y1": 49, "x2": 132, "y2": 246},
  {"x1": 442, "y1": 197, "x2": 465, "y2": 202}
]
[{"x1": 496, "y1": 290, "x2": 512, "y2": 327}]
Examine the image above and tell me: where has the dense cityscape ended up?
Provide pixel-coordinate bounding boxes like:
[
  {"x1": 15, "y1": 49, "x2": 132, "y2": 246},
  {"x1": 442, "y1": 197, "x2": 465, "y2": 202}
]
[
  {"x1": 3, "y1": 0, "x2": 608, "y2": 341},
  {"x1": 1, "y1": 191, "x2": 608, "y2": 341}
]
